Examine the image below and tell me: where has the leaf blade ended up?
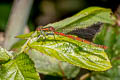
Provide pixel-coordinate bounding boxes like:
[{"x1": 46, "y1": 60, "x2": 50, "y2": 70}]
[
  {"x1": 0, "y1": 53, "x2": 40, "y2": 80},
  {"x1": 0, "y1": 47, "x2": 12, "y2": 64},
  {"x1": 29, "y1": 49, "x2": 80, "y2": 79},
  {"x1": 29, "y1": 34, "x2": 112, "y2": 71},
  {"x1": 45, "y1": 7, "x2": 115, "y2": 33}
]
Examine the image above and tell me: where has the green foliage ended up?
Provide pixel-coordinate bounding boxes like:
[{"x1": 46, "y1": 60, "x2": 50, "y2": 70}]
[
  {"x1": 11, "y1": 40, "x2": 27, "y2": 50},
  {"x1": 11, "y1": 40, "x2": 80, "y2": 79},
  {"x1": 93, "y1": 24, "x2": 108, "y2": 45},
  {"x1": 0, "y1": 47, "x2": 12, "y2": 64},
  {"x1": 45, "y1": 7, "x2": 115, "y2": 33},
  {"x1": 29, "y1": 49, "x2": 80, "y2": 79},
  {"x1": 91, "y1": 60, "x2": 120, "y2": 80},
  {"x1": 93, "y1": 24, "x2": 117, "y2": 59},
  {"x1": 0, "y1": 53, "x2": 40, "y2": 80},
  {"x1": 15, "y1": 32, "x2": 35, "y2": 39},
  {"x1": 1, "y1": 6, "x2": 116, "y2": 79},
  {"x1": 92, "y1": 24, "x2": 120, "y2": 80},
  {"x1": 28, "y1": 34, "x2": 111, "y2": 71}
]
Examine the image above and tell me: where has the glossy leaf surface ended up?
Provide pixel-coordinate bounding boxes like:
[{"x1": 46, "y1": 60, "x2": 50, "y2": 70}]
[
  {"x1": 0, "y1": 47, "x2": 12, "y2": 64},
  {"x1": 15, "y1": 32, "x2": 34, "y2": 39},
  {"x1": 0, "y1": 53, "x2": 40, "y2": 80},
  {"x1": 11, "y1": 40, "x2": 80, "y2": 79},
  {"x1": 91, "y1": 60, "x2": 120, "y2": 80},
  {"x1": 29, "y1": 34, "x2": 111, "y2": 71},
  {"x1": 91, "y1": 24, "x2": 120, "y2": 80},
  {"x1": 16, "y1": 7, "x2": 115, "y2": 40},
  {"x1": 45, "y1": 7, "x2": 115, "y2": 33},
  {"x1": 29, "y1": 49, "x2": 80, "y2": 79}
]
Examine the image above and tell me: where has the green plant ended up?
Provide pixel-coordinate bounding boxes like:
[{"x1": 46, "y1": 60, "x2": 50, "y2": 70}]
[{"x1": 0, "y1": 7, "x2": 117, "y2": 80}]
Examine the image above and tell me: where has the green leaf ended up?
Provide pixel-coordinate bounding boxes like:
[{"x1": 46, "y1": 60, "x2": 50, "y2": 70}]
[
  {"x1": 11, "y1": 40, "x2": 26, "y2": 50},
  {"x1": 16, "y1": 7, "x2": 115, "y2": 39},
  {"x1": 91, "y1": 60, "x2": 120, "y2": 80},
  {"x1": 29, "y1": 34, "x2": 111, "y2": 71},
  {"x1": 93, "y1": 24, "x2": 117, "y2": 59},
  {"x1": 45, "y1": 7, "x2": 115, "y2": 33},
  {"x1": 15, "y1": 32, "x2": 34, "y2": 39},
  {"x1": 10, "y1": 39, "x2": 80, "y2": 79},
  {"x1": 0, "y1": 53, "x2": 40, "y2": 80},
  {"x1": 91, "y1": 24, "x2": 120, "y2": 80},
  {"x1": 104, "y1": 27, "x2": 116, "y2": 49},
  {"x1": 113, "y1": 27, "x2": 120, "y2": 56},
  {"x1": 104, "y1": 26, "x2": 117, "y2": 59},
  {"x1": 29, "y1": 49, "x2": 80, "y2": 79},
  {"x1": 93, "y1": 24, "x2": 108, "y2": 45},
  {"x1": 0, "y1": 47, "x2": 12, "y2": 64}
]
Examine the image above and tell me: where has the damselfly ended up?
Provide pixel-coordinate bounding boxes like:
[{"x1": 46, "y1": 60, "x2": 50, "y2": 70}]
[{"x1": 36, "y1": 26, "x2": 107, "y2": 49}]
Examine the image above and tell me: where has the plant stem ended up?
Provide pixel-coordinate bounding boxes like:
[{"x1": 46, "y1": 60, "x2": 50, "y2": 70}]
[
  {"x1": 80, "y1": 73, "x2": 90, "y2": 80},
  {"x1": 4, "y1": 0, "x2": 33, "y2": 50}
]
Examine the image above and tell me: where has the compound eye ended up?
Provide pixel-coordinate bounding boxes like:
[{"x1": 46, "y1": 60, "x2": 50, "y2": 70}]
[
  {"x1": 50, "y1": 26, "x2": 55, "y2": 31},
  {"x1": 36, "y1": 27, "x2": 40, "y2": 31}
]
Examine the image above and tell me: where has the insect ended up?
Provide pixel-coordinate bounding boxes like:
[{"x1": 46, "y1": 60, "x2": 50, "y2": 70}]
[{"x1": 36, "y1": 26, "x2": 107, "y2": 49}]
